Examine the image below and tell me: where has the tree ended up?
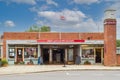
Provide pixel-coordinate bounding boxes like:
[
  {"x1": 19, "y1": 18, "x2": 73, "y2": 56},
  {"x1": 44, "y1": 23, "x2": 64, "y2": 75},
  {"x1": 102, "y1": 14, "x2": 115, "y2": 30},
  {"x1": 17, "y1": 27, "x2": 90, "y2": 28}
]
[
  {"x1": 26, "y1": 25, "x2": 50, "y2": 32},
  {"x1": 117, "y1": 40, "x2": 120, "y2": 47},
  {"x1": 26, "y1": 25, "x2": 40, "y2": 32},
  {"x1": 40, "y1": 26, "x2": 50, "y2": 32}
]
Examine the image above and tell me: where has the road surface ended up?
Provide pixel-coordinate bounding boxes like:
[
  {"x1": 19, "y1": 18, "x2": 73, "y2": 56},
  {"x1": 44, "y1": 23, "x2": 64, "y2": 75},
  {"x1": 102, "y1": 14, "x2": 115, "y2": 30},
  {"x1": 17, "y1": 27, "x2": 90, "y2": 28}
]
[{"x1": 0, "y1": 70, "x2": 120, "y2": 80}]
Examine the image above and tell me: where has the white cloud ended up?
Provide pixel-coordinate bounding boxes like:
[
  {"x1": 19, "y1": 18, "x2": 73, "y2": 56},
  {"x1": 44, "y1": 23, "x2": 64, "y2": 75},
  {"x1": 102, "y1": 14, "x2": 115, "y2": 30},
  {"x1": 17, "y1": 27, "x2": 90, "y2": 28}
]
[
  {"x1": 37, "y1": 9, "x2": 102, "y2": 32},
  {"x1": 46, "y1": 0, "x2": 58, "y2": 6},
  {"x1": 4, "y1": 20, "x2": 15, "y2": 27},
  {"x1": 0, "y1": 0, "x2": 36, "y2": 5},
  {"x1": 36, "y1": 20, "x2": 44, "y2": 26},
  {"x1": 104, "y1": 0, "x2": 120, "y2": 2},
  {"x1": 73, "y1": 0, "x2": 100, "y2": 4},
  {"x1": 38, "y1": 9, "x2": 86, "y2": 22},
  {"x1": 30, "y1": 5, "x2": 49, "y2": 12}
]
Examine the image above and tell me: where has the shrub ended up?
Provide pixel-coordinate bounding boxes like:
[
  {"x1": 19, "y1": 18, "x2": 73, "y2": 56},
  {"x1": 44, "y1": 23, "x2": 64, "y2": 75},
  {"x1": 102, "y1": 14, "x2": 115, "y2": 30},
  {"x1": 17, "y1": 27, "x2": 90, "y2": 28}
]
[
  {"x1": 19, "y1": 61, "x2": 25, "y2": 64},
  {"x1": 1, "y1": 59, "x2": 8, "y2": 66},
  {"x1": 84, "y1": 60, "x2": 91, "y2": 65},
  {"x1": 14, "y1": 61, "x2": 25, "y2": 65},
  {"x1": 14, "y1": 62, "x2": 18, "y2": 64}
]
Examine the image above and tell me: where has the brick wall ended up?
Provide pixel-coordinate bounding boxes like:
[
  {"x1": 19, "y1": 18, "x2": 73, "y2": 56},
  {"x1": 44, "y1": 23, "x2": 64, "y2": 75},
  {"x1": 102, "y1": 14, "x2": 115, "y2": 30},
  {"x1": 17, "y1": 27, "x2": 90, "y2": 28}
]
[
  {"x1": 3, "y1": 32, "x2": 104, "y2": 58},
  {"x1": 104, "y1": 19, "x2": 117, "y2": 66},
  {"x1": 117, "y1": 55, "x2": 120, "y2": 65},
  {"x1": 3, "y1": 32, "x2": 104, "y2": 40}
]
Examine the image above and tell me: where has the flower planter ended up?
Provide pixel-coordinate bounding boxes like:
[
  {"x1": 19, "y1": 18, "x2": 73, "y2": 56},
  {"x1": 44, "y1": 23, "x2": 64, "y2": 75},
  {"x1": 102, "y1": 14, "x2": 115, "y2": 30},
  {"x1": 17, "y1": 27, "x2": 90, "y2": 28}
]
[
  {"x1": 2, "y1": 64, "x2": 8, "y2": 67},
  {"x1": 84, "y1": 61, "x2": 91, "y2": 65},
  {"x1": 1, "y1": 59, "x2": 8, "y2": 67}
]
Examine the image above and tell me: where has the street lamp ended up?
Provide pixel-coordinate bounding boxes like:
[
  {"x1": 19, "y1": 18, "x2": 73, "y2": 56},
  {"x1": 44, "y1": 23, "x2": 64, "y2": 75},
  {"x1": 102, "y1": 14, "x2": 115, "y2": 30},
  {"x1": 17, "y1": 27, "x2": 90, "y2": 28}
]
[
  {"x1": 63, "y1": 57, "x2": 66, "y2": 67},
  {"x1": 60, "y1": 15, "x2": 66, "y2": 67}
]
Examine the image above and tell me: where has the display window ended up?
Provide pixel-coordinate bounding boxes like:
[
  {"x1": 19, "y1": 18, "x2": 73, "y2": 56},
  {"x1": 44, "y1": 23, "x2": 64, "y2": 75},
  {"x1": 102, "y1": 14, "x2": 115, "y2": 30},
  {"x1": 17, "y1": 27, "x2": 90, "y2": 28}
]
[
  {"x1": 8, "y1": 45, "x2": 38, "y2": 59},
  {"x1": 82, "y1": 48, "x2": 94, "y2": 58},
  {"x1": 117, "y1": 49, "x2": 120, "y2": 54},
  {"x1": 68, "y1": 49, "x2": 73, "y2": 61},
  {"x1": 24, "y1": 47, "x2": 38, "y2": 58},
  {"x1": 9, "y1": 48, "x2": 15, "y2": 58}
]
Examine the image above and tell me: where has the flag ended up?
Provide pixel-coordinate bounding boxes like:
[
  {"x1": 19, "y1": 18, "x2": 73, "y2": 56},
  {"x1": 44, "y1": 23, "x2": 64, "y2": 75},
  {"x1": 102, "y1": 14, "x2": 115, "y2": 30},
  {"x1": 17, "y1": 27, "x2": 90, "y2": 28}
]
[{"x1": 60, "y1": 15, "x2": 65, "y2": 20}]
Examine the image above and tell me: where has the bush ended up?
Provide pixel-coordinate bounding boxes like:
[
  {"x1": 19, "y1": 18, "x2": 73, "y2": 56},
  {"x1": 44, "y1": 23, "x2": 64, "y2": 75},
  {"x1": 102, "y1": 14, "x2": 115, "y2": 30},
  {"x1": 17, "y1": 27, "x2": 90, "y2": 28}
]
[
  {"x1": 84, "y1": 60, "x2": 91, "y2": 65},
  {"x1": 19, "y1": 61, "x2": 25, "y2": 64},
  {"x1": 14, "y1": 62, "x2": 18, "y2": 64},
  {"x1": 1, "y1": 59, "x2": 8, "y2": 66},
  {"x1": 14, "y1": 61, "x2": 25, "y2": 65}
]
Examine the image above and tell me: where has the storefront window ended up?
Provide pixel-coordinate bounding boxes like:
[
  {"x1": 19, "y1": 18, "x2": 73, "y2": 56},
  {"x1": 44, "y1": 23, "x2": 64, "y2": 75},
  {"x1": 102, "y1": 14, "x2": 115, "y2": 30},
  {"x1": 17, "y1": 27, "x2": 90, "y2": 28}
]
[
  {"x1": 117, "y1": 49, "x2": 120, "y2": 54},
  {"x1": 8, "y1": 45, "x2": 38, "y2": 59},
  {"x1": 9, "y1": 48, "x2": 15, "y2": 58},
  {"x1": 82, "y1": 48, "x2": 94, "y2": 58},
  {"x1": 24, "y1": 48, "x2": 38, "y2": 58},
  {"x1": 68, "y1": 49, "x2": 73, "y2": 61}
]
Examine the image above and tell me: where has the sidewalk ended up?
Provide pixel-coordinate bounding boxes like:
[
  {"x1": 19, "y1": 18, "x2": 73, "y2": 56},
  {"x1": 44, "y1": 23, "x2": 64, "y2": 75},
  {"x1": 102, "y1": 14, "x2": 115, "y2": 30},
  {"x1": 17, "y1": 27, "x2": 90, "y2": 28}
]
[{"x1": 0, "y1": 65, "x2": 120, "y2": 75}]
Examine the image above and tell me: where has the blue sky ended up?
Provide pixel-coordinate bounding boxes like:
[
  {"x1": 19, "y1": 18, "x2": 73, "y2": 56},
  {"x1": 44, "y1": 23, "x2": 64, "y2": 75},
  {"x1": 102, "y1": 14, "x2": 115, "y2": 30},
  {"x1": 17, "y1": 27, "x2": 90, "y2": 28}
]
[{"x1": 0, "y1": 0, "x2": 120, "y2": 39}]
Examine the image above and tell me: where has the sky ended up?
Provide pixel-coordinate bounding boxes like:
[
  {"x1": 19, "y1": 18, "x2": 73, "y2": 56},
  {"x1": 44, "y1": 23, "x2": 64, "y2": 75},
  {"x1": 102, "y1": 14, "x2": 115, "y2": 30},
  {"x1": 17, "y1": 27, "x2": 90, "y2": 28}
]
[{"x1": 0, "y1": 0, "x2": 120, "y2": 39}]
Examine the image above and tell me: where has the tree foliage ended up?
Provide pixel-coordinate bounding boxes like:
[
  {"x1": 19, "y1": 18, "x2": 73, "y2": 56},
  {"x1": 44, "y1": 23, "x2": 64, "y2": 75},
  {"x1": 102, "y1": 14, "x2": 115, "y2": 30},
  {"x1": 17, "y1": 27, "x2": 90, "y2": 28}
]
[
  {"x1": 40, "y1": 26, "x2": 51, "y2": 32},
  {"x1": 26, "y1": 25, "x2": 50, "y2": 32},
  {"x1": 117, "y1": 40, "x2": 120, "y2": 47}
]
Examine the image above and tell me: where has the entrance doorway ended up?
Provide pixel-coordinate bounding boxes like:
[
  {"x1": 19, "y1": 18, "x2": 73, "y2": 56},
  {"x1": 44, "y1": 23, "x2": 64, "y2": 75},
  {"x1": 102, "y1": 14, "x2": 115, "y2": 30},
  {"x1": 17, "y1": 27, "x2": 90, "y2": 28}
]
[
  {"x1": 52, "y1": 49, "x2": 65, "y2": 64},
  {"x1": 95, "y1": 49, "x2": 102, "y2": 63},
  {"x1": 42, "y1": 48, "x2": 49, "y2": 64},
  {"x1": 17, "y1": 48, "x2": 23, "y2": 63}
]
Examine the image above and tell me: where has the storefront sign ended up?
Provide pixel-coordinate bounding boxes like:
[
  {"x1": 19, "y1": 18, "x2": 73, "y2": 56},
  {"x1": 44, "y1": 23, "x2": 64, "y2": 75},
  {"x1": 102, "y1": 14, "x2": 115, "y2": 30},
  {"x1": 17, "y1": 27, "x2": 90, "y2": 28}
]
[
  {"x1": 37, "y1": 40, "x2": 103, "y2": 44},
  {"x1": 37, "y1": 40, "x2": 85, "y2": 43},
  {"x1": 7, "y1": 40, "x2": 104, "y2": 44}
]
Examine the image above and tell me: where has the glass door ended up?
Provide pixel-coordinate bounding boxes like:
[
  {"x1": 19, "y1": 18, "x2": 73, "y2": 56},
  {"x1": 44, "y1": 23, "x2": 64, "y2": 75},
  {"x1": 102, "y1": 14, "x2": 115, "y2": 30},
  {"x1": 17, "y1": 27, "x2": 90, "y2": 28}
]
[
  {"x1": 95, "y1": 48, "x2": 102, "y2": 63},
  {"x1": 17, "y1": 48, "x2": 23, "y2": 63}
]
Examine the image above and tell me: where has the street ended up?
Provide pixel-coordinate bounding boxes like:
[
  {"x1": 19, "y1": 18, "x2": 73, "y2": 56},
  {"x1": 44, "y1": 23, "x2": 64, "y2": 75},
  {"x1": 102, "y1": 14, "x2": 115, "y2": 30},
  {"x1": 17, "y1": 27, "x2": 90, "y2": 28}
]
[{"x1": 0, "y1": 70, "x2": 120, "y2": 80}]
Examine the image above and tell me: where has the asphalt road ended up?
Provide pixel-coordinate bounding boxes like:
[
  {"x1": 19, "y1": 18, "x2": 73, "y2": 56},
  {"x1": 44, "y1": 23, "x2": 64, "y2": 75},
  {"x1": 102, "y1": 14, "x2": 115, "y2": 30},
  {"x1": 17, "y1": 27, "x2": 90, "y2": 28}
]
[{"x1": 0, "y1": 70, "x2": 120, "y2": 80}]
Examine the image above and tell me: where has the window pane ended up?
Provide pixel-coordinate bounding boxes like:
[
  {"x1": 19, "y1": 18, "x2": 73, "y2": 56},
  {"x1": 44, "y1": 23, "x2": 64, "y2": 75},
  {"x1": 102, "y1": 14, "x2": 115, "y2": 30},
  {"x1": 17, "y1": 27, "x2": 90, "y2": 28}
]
[
  {"x1": 68, "y1": 49, "x2": 73, "y2": 61},
  {"x1": 24, "y1": 48, "x2": 38, "y2": 58},
  {"x1": 119, "y1": 49, "x2": 120, "y2": 54},
  {"x1": 116, "y1": 49, "x2": 120, "y2": 54},
  {"x1": 9, "y1": 48, "x2": 15, "y2": 58},
  {"x1": 117, "y1": 49, "x2": 119, "y2": 54},
  {"x1": 82, "y1": 49, "x2": 94, "y2": 58}
]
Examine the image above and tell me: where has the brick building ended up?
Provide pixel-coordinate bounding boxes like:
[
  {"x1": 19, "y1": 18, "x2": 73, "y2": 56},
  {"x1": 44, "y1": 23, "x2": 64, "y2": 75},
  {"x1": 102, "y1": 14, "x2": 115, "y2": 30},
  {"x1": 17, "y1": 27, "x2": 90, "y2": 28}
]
[{"x1": 0, "y1": 9, "x2": 119, "y2": 66}]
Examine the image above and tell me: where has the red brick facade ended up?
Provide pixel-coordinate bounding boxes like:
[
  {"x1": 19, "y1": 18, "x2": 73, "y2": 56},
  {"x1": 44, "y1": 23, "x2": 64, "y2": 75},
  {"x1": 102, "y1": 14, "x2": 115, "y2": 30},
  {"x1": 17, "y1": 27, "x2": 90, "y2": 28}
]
[
  {"x1": 104, "y1": 19, "x2": 117, "y2": 66},
  {"x1": 117, "y1": 55, "x2": 120, "y2": 65},
  {"x1": 3, "y1": 32, "x2": 104, "y2": 58},
  {"x1": 3, "y1": 32, "x2": 104, "y2": 40}
]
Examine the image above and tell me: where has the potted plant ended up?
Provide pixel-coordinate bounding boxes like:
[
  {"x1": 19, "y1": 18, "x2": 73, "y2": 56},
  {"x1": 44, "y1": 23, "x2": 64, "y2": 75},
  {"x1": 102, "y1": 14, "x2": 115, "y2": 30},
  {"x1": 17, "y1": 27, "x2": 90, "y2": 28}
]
[
  {"x1": 19, "y1": 61, "x2": 25, "y2": 65},
  {"x1": 84, "y1": 60, "x2": 91, "y2": 65},
  {"x1": 1, "y1": 59, "x2": 8, "y2": 67},
  {"x1": 14, "y1": 62, "x2": 18, "y2": 65}
]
